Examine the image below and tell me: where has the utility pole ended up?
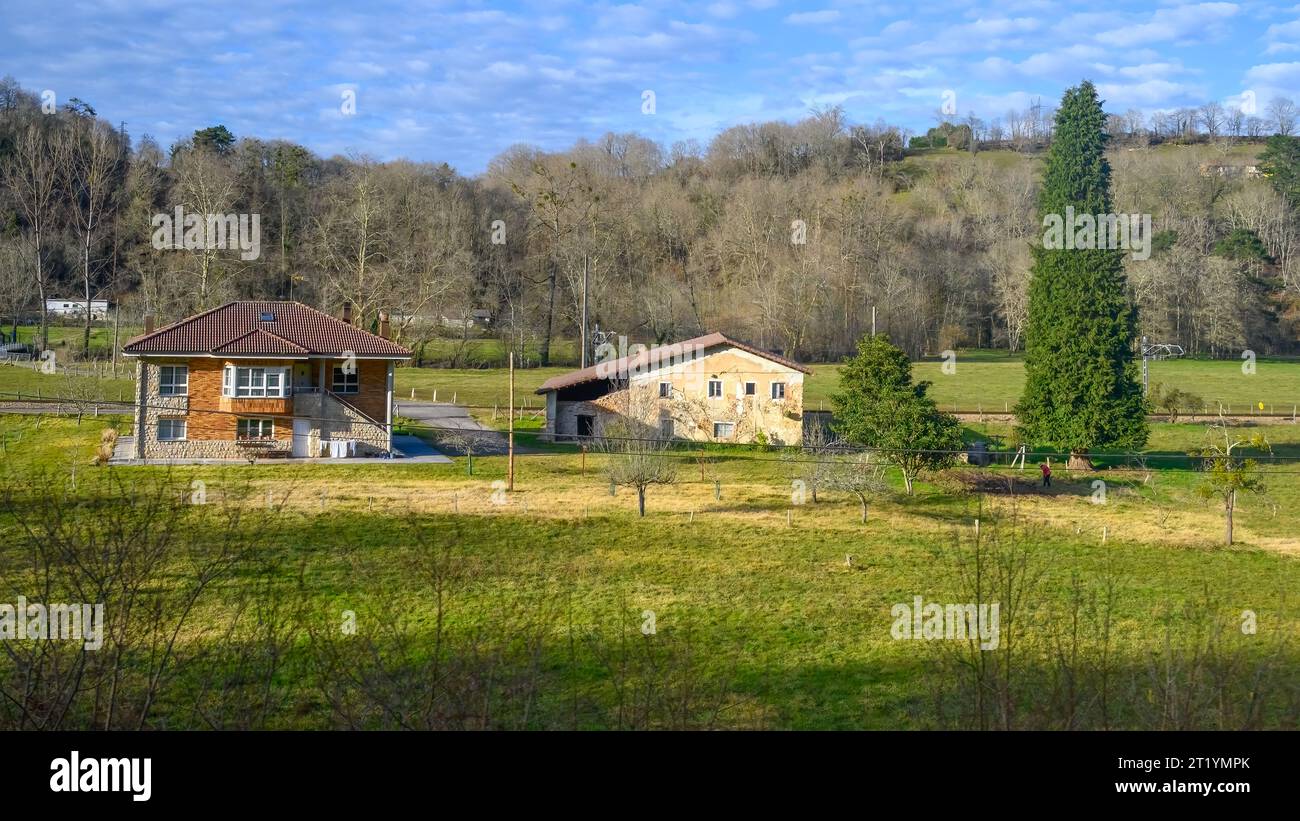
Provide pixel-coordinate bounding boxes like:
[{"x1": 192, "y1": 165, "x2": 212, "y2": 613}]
[
  {"x1": 1140, "y1": 337, "x2": 1185, "y2": 395},
  {"x1": 111, "y1": 303, "x2": 120, "y2": 377},
  {"x1": 1141, "y1": 335, "x2": 1148, "y2": 395},
  {"x1": 580, "y1": 255, "x2": 589, "y2": 368},
  {"x1": 507, "y1": 351, "x2": 515, "y2": 491}
]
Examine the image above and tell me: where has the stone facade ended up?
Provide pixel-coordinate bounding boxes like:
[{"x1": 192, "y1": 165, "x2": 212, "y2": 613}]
[
  {"x1": 544, "y1": 346, "x2": 806, "y2": 445},
  {"x1": 133, "y1": 357, "x2": 393, "y2": 460}
]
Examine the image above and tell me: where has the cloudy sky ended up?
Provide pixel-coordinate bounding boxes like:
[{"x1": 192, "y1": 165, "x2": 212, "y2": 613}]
[{"x1": 2, "y1": 0, "x2": 1296, "y2": 173}]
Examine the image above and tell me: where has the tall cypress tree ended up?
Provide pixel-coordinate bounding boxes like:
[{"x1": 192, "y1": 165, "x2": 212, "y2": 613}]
[{"x1": 1016, "y1": 81, "x2": 1147, "y2": 465}]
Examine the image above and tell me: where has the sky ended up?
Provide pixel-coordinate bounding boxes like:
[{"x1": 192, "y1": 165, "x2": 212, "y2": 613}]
[{"x1": 1, "y1": 0, "x2": 1297, "y2": 174}]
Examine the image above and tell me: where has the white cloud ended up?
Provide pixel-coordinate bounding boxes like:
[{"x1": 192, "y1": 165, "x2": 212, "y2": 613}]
[{"x1": 785, "y1": 10, "x2": 841, "y2": 25}]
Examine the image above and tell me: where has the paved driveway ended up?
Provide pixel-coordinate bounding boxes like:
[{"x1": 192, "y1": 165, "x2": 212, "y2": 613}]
[{"x1": 394, "y1": 401, "x2": 538, "y2": 455}]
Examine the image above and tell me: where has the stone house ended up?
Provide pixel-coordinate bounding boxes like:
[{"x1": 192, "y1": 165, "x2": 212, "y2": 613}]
[
  {"x1": 121, "y1": 301, "x2": 411, "y2": 460},
  {"x1": 536, "y1": 332, "x2": 810, "y2": 445}
]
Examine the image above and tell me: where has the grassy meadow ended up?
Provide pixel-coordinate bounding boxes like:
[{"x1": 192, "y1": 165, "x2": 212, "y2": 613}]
[
  {"x1": 11, "y1": 349, "x2": 1299, "y2": 418},
  {"x1": 1, "y1": 413, "x2": 1296, "y2": 730}
]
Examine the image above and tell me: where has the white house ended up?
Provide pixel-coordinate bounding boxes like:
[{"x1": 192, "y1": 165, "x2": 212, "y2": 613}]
[{"x1": 46, "y1": 299, "x2": 110, "y2": 319}]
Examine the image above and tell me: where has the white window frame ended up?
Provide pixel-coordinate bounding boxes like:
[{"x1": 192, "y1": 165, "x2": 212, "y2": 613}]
[
  {"x1": 332, "y1": 364, "x2": 360, "y2": 394},
  {"x1": 236, "y1": 418, "x2": 275, "y2": 440},
  {"x1": 224, "y1": 366, "x2": 291, "y2": 398},
  {"x1": 713, "y1": 421, "x2": 734, "y2": 439},
  {"x1": 707, "y1": 379, "x2": 723, "y2": 398},
  {"x1": 770, "y1": 382, "x2": 786, "y2": 400},
  {"x1": 157, "y1": 417, "x2": 187, "y2": 441},
  {"x1": 744, "y1": 381, "x2": 756, "y2": 396},
  {"x1": 659, "y1": 381, "x2": 672, "y2": 398},
  {"x1": 159, "y1": 365, "x2": 188, "y2": 396}
]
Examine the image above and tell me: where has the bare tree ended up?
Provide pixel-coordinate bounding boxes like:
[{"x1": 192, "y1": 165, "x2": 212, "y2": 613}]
[
  {"x1": 60, "y1": 116, "x2": 123, "y2": 356},
  {"x1": 825, "y1": 447, "x2": 889, "y2": 523},
  {"x1": 598, "y1": 417, "x2": 677, "y2": 517},
  {"x1": 1266, "y1": 96, "x2": 1297, "y2": 136},
  {"x1": 171, "y1": 146, "x2": 239, "y2": 310},
  {"x1": 1198, "y1": 101, "x2": 1225, "y2": 141},
  {"x1": 1194, "y1": 419, "x2": 1271, "y2": 545},
  {"x1": 2, "y1": 123, "x2": 61, "y2": 349}
]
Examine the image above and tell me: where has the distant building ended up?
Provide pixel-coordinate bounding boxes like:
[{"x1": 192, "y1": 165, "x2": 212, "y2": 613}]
[
  {"x1": 440, "y1": 309, "x2": 493, "y2": 330},
  {"x1": 47, "y1": 298, "x2": 110, "y2": 319},
  {"x1": 536, "y1": 332, "x2": 810, "y2": 445},
  {"x1": 1198, "y1": 163, "x2": 1262, "y2": 179}
]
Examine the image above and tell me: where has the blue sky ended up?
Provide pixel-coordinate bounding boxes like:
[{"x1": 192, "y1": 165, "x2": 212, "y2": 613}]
[{"x1": 2, "y1": 1, "x2": 1297, "y2": 174}]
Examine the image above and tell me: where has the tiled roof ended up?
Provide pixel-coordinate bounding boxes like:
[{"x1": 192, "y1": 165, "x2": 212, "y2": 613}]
[
  {"x1": 536, "y1": 332, "x2": 810, "y2": 393},
  {"x1": 212, "y1": 328, "x2": 310, "y2": 355},
  {"x1": 122, "y1": 301, "x2": 412, "y2": 358}
]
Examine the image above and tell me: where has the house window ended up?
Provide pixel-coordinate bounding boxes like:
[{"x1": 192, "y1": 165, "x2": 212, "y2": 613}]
[
  {"x1": 707, "y1": 379, "x2": 723, "y2": 398},
  {"x1": 333, "y1": 365, "x2": 359, "y2": 394},
  {"x1": 744, "y1": 382, "x2": 756, "y2": 396},
  {"x1": 159, "y1": 365, "x2": 188, "y2": 396},
  {"x1": 227, "y1": 366, "x2": 290, "y2": 398},
  {"x1": 659, "y1": 418, "x2": 674, "y2": 438},
  {"x1": 237, "y1": 418, "x2": 274, "y2": 440},
  {"x1": 157, "y1": 418, "x2": 186, "y2": 440},
  {"x1": 659, "y1": 382, "x2": 671, "y2": 398},
  {"x1": 771, "y1": 382, "x2": 786, "y2": 400},
  {"x1": 713, "y1": 421, "x2": 734, "y2": 439}
]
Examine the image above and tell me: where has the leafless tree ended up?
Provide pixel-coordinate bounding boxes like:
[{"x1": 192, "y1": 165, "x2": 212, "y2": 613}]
[
  {"x1": 2, "y1": 123, "x2": 61, "y2": 349},
  {"x1": 60, "y1": 116, "x2": 123, "y2": 355},
  {"x1": 1267, "y1": 96, "x2": 1297, "y2": 136}
]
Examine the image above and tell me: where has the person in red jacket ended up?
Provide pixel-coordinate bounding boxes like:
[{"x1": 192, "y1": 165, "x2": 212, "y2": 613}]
[{"x1": 1040, "y1": 458, "x2": 1051, "y2": 488}]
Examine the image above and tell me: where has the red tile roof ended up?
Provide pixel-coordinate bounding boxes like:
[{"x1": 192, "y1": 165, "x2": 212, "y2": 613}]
[
  {"x1": 122, "y1": 301, "x2": 412, "y2": 358},
  {"x1": 536, "y1": 332, "x2": 810, "y2": 393}
]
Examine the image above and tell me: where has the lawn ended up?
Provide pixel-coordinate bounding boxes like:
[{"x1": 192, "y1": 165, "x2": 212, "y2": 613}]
[
  {"x1": 0, "y1": 361, "x2": 136, "y2": 402},
  {"x1": 7, "y1": 348, "x2": 1300, "y2": 421},
  {"x1": 1, "y1": 414, "x2": 1296, "y2": 730},
  {"x1": 811, "y1": 353, "x2": 1300, "y2": 413},
  {"x1": 6, "y1": 322, "x2": 140, "y2": 359},
  {"x1": 397, "y1": 352, "x2": 1300, "y2": 416}
]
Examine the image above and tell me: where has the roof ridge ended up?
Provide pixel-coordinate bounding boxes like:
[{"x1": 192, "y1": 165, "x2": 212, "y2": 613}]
[
  {"x1": 122, "y1": 301, "x2": 236, "y2": 347},
  {"x1": 295, "y1": 301, "x2": 393, "y2": 342},
  {"x1": 122, "y1": 300, "x2": 413, "y2": 358},
  {"x1": 535, "y1": 331, "x2": 809, "y2": 393},
  {"x1": 212, "y1": 326, "x2": 310, "y2": 353},
  {"x1": 258, "y1": 327, "x2": 310, "y2": 352}
]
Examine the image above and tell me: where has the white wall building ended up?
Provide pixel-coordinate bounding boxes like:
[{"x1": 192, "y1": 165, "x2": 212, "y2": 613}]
[{"x1": 46, "y1": 299, "x2": 110, "y2": 319}]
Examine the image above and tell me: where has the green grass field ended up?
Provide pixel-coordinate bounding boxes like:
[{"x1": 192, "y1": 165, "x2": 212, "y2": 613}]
[
  {"x1": 392, "y1": 352, "x2": 1300, "y2": 416},
  {"x1": 7, "y1": 349, "x2": 1300, "y2": 418},
  {"x1": 0, "y1": 414, "x2": 1296, "y2": 730}
]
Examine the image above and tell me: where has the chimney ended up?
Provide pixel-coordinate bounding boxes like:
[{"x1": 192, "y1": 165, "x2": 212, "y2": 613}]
[
  {"x1": 342, "y1": 301, "x2": 353, "y2": 325},
  {"x1": 144, "y1": 313, "x2": 156, "y2": 334},
  {"x1": 378, "y1": 311, "x2": 390, "y2": 340}
]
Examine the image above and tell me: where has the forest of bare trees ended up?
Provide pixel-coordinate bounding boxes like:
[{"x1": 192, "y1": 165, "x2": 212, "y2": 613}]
[{"x1": 2, "y1": 75, "x2": 1298, "y2": 366}]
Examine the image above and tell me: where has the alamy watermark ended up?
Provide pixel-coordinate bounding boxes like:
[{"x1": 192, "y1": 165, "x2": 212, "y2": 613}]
[
  {"x1": 151, "y1": 206, "x2": 261, "y2": 260},
  {"x1": 0, "y1": 596, "x2": 104, "y2": 650},
  {"x1": 50, "y1": 751, "x2": 151, "y2": 801},
  {"x1": 595, "y1": 336, "x2": 709, "y2": 382},
  {"x1": 1042, "y1": 206, "x2": 1152, "y2": 261},
  {"x1": 891, "y1": 595, "x2": 1000, "y2": 650}
]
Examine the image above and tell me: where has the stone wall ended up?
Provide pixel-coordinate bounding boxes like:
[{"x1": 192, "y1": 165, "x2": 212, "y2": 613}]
[
  {"x1": 294, "y1": 391, "x2": 390, "y2": 457},
  {"x1": 135, "y1": 358, "x2": 390, "y2": 460},
  {"x1": 546, "y1": 346, "x2": 806, "y2": 445}
]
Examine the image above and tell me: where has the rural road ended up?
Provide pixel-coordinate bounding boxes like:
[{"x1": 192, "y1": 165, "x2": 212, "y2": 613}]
[{"x1": 394, "y1": 401, "x2": 539, "y2": 455}]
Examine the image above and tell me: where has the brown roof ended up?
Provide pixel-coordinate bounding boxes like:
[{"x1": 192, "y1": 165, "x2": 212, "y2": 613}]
[
  {"x1": 535, "y1": 332, "x2": 810, "y2": 393},
  {"x1": 122, "y1": 301, "x2": 412, "y2": 358}
]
